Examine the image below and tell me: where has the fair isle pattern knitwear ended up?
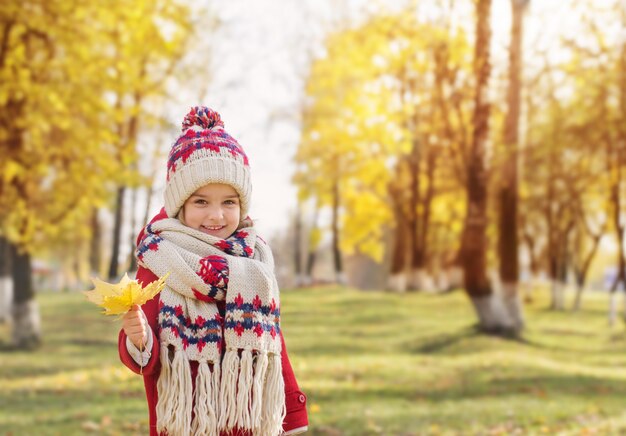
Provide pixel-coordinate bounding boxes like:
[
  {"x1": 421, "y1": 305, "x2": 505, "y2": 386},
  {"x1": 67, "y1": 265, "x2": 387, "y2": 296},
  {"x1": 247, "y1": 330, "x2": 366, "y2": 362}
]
[
  {"x1": 164, "y1": 106, "x2": 252, "y2": 218},
  {"x1": 136, "y1": 217, "x2": 285, "y2": 436}
]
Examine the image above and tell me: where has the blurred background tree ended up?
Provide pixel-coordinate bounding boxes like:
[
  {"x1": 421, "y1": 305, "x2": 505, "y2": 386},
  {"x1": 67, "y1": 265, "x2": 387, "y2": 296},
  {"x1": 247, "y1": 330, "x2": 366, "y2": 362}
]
[{"x1": 0, "y1": 0, "x2": 195, "y2": 348}]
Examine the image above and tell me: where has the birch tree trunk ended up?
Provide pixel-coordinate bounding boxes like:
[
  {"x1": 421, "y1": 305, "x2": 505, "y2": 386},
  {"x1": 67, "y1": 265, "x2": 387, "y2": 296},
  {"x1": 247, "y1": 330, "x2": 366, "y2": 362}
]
[
  {"x1": 331, "y1": 178, "x2": 346, "y2": 285},
  {"x1": 88, "y1": 208, "x2": 101, "y2": 275},
  {"x1": 10, "y1": 242, "x2": 41, "y2": 349},
  {"x1": 463, "y1": 0, "x2": 514, "y2": 333},
  {"x1": 304, "y1": 205, "x2": 320, "y2": 286},
  {"x1": 0, "y1": 236, "x2": 13, "y2": 324},
  {"x1": 108, "y1": 184, "x2": 126, "y2": 280},
  {"x1": 498, "y1": 0, "x2": 529, "y2": 332},
  {"x1": 294, "y1": 200, "x2": 304, "y2": 287},
  {"x1": 128, "y1": 186, "x2": 138, "y2": 273}
]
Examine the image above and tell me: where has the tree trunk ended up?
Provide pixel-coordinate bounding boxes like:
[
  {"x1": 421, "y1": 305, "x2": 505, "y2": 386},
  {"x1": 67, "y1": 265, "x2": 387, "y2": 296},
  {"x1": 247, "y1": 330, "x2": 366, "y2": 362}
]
[
  {"x1": 407, "y1": 139, "x2": 421, "y2": 291},
  {"x1": 572, "y1": 278, "x2": 585, "y2": 312},
  {"x1": 388, "y1": 164, "x2": 410, "y2": 292},
  {"x1": 294, "y1": 201, "x2": 304, "y2": 287},
  {"x1": 0, "y1": 236, "x2": 13, "y2": 324},
  {"x1": 89, "y1": 208, "x2": 101, "y2": 275},
  {"x1": 609, "y1": 229, "x2": 626, "y2": 326},
  {"x1": 142, "y1": 183, "x2": 154, "y2": 229},
  {"x1": 10, "y1": 242, "x2": 41, "y2": 349},
  {"x1": 548, "y1": 255, "x2": 559, "y2": 310},
  {"x1": 552, "y1": 234, "x2": 570, "y2": 310},
  {"x1": 108, "y1": 185, "x2": 126, "y2": 280},
  {"x1": 469, "y1": 293, "x2": 512, "y2": 331},
  {"x1": 609, "y1": 290, "x2": 620, "y2": 327},
  {"x1": 498, "y1": 0, "x2": 528, "y2": 332},
  {"x1": 411, "y1": 149, "x2": 436, "y2": 292},
  {"x1": 463, "y1": 0, "x2": 513, "y2": 333},
  {"x1": 389, "y1": 216, "x2": 409, "y2": 292},
  {"x1": 128, "y1": 187, "x2": 138, "y2": 273},
  {"x1": 110, "y1": 99, "x2": 140, "y2": 279},
  {"x1": 571, "y1": 232, "x2": 602, "y2": 311},
  {"x1": 305, "y1": 250, "x2": 317, "y2": 286},
  {"x1": 331, "y1": 179, "x2": 345, "y2": 285},
  {"x1": 300, "y1": 204, "x2": 320, "y2": 286},
  {"x1": 521, "y1": 230, "x2": 539, "y2": 303}
]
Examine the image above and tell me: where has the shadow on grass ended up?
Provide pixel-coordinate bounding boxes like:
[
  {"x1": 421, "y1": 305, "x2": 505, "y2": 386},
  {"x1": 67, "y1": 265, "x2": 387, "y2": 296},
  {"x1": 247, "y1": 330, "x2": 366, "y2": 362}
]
[
  {"x1": 536, "y1": 327, "x2": 599, "y2": 338},
  {"x1": 407, "y1": 323, "x2": 626, "y2": 356},
  {"x1": 531, "y1": 305, "x2": 626, "y2": 321},
  {"x1": 0, "y1": 342, "x2": 16, "y2": 352},
  {"x1": 309, "y1": 371, "x2": 626, "y2": 404},
  {"x1": 406, "y1": 325, "x2": 533, "y2": 355},
  {"x1": 407, "y1": 328, "x2": 479, "y2": 354},
  {"x1": 0, "y1": 340, "x2": 41, "y2": 353}
]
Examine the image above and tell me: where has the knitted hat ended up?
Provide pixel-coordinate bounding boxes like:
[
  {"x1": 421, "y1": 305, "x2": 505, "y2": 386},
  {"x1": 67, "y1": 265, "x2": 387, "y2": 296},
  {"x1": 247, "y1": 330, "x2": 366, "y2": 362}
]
[{"x1": 164, "y1": 106, "x2": 252, "y2": 218}]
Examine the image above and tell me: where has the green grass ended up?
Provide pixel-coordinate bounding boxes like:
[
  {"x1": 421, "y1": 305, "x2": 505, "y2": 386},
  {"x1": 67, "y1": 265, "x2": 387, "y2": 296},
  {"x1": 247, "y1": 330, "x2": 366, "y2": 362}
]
[{"x1": 2, "y1": 288, "x2": 626, "y2": 435}]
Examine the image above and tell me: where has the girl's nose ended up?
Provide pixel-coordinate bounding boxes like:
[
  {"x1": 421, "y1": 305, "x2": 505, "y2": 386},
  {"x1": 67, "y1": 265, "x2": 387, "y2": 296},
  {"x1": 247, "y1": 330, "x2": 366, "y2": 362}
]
[{"x1": 206, "y1": 205, "x2": 223, "y2": 220}]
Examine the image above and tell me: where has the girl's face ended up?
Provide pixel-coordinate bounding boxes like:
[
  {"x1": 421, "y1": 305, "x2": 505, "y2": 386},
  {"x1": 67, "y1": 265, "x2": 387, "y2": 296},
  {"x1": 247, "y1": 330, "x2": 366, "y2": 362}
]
[{"x1": 181, "y1": 183, "x2": 241, "y2": 239}]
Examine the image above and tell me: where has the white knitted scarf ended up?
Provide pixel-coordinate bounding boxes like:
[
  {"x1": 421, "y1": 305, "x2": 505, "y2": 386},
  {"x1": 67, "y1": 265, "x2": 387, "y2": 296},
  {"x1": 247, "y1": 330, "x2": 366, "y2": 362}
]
[{"x1": 136, "y1": 217, "x2": 285, "y2": 436}]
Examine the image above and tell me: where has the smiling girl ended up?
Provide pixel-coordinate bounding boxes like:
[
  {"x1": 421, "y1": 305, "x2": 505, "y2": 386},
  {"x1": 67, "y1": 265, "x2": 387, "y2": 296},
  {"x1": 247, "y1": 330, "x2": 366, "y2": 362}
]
[{"x1": 118, "y1": 106, "x2": 308, "y2": 436}]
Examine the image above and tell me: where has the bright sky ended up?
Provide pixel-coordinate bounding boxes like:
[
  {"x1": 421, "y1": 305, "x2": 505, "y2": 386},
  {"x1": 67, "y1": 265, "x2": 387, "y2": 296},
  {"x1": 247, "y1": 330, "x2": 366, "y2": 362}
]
[{"x1": 149, "y1": 0, "x2": 620, "y2": 240}]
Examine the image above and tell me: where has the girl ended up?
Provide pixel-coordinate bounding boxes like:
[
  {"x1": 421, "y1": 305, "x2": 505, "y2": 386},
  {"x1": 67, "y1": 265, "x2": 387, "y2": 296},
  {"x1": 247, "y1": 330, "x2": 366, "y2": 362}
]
[{"x1": 118, "y1": 106, "x2": 309, "y2": 436}]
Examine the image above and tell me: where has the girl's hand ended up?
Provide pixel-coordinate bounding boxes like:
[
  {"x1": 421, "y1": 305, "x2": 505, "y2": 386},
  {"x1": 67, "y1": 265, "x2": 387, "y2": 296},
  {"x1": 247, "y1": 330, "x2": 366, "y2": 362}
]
[{"x1": 123, "y1": 304, "x2": 148, "y2": 349}]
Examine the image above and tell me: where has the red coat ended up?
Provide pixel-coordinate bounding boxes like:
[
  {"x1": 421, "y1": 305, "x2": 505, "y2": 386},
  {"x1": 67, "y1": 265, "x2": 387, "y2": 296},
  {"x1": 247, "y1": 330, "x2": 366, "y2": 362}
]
[{"x1": 118, "y1": 265, "x2": 309, "y2": 436}]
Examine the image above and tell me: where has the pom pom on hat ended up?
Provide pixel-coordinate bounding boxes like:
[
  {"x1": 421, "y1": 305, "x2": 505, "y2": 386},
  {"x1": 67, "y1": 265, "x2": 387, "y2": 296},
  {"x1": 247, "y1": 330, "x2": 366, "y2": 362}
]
[
  {"x1": 181, "y1": 106, "x2": 224, "y2": 131},
  {"x1": 164, "y1": 106, "x2": 252, "y2": 219}
]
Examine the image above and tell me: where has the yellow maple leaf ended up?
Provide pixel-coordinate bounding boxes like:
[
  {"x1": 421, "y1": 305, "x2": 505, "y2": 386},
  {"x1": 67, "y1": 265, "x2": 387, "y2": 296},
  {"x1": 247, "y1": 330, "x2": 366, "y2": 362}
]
[{"x1": 83, "y1": 273, "x2": 169, "y2": 315}]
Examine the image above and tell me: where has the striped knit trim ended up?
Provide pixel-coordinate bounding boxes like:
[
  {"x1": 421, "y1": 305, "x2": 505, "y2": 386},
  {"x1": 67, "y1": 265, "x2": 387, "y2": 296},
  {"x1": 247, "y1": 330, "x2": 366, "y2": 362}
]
[{"x1": 167, "y1": 128, "x2": 249, "y2": 178}]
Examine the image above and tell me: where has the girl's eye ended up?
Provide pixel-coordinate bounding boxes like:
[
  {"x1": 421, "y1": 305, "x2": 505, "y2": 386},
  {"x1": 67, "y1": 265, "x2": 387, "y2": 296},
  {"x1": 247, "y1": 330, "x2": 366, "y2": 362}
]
[
  {"x1": 224, "y1": 199, "x2": 238, "y2": 205},
  {"x1": 195, "y1": 199, "x2": 207, "y2": 205}
]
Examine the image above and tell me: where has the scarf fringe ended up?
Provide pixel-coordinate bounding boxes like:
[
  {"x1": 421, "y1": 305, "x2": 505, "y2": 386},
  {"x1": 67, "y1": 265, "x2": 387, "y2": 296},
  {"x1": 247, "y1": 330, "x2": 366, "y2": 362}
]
[
  {"x1": 217, "y1": 348, "x2": 286, "y2": 436},
  {"x1": 191, "y1": 361, "x2": 219, "y2": 436},
  {"x1": 250, "y1": 351, "x2": 269, "y2": 430},
  {"x1": 236, "y1": 349, "x2": 254, "y2": 429},
  {"x1": 156, "y1": 346, "x2": 173, "y2": 435},
  {"x1": 158, "y1": 347, "x2": 285, "y2": 436},
  {"x1": 260, "y1": 353, "x2": 286, "y2": 436},
  {"x1": 218, "y1": 348, "x2": 239, "y2": 429},
  {"x1": 156, "y1": 346, "x2": 193, "y2": 436}
]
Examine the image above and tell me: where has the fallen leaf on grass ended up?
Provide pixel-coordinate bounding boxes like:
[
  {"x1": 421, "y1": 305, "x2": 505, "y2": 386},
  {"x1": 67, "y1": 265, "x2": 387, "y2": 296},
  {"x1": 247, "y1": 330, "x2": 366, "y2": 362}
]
[
  {"x1": 81, "y1": 421, "x2": 100, "y2": 432},
  {"x1": 101, "y1": 415, "x2": 112, "y2": 427},
  {"x1": 429, "y1": 423, "x2": 441, "y2": 434}
]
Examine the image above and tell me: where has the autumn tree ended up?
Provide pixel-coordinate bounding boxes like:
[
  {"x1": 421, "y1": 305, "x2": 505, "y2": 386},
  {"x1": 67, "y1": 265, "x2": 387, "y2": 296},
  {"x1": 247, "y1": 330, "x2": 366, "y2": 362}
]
[
  {"x1": 295, "y1": 17, "x2": 411, "y2": 283},
  {"x1": 0, "y1": 0, "x2": 192, "y2": 347},
  {"x1": 296, "y1": 12, "x2": 473, "y2": 290},
  {"x1": 1, "y1": 0, "x2": 121, "y2": 346},
  {"x1": 518, "y1": 2, "x2": 624, "y2": 314},
  {"x1": 559, "y1": 3, "x2": 626, "y2": 320}
]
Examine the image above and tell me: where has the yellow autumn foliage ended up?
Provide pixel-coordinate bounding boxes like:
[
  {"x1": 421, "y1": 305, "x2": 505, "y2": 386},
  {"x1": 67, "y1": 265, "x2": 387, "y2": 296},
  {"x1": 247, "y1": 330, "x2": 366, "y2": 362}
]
[
  {"x1": 0, "y1": 0, "x2": 193, "y2": 258},
  {"x1": 296, "y1": 9, "x2": 472, "y2": 263}
]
